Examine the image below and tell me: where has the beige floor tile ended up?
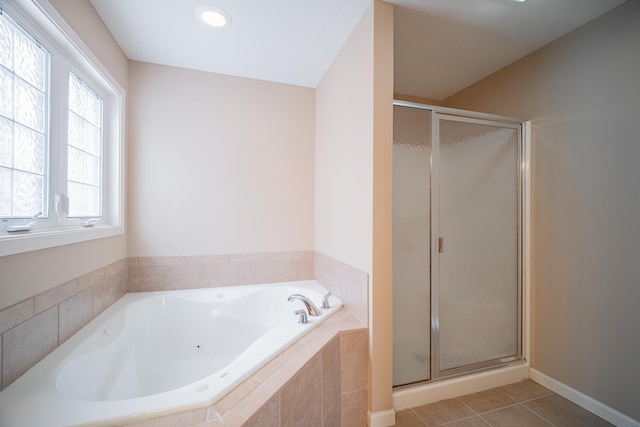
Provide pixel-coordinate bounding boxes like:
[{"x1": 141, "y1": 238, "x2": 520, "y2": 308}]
[
  {"x1": 523, "y1": 395, "x2": 614, "y2": 427},
  {"x1": 480, "y1": 404, "x2": 552, "y2": 427},
  {"x1": 413, "y1": 398, "x2": 475, "y2": 426},
  {"x1": 498, "y1": 380, "x2": 553, "y2": 402},
  {"x1": 459, "y1": 388, "x2": 517, "y2": 414},
  {"x1": 442, "y1": 416, "x2": 491, "y2": 427},
  {"x1": 394, "y1": 409, "x2": 427, "y2": 426}
]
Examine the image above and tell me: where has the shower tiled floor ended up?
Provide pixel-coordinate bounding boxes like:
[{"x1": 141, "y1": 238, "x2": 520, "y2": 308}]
[{"x1": 392, "y1": 380, "x2": 614, "y2": 427}]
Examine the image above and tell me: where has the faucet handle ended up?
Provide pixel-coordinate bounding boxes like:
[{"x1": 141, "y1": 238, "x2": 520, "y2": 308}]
[
  {"x1": 294, "y1": 309, "x2": 309, "y2": 324},
  {"x1": 321, "y1": 292, "x2": 332, "y2": 309}
]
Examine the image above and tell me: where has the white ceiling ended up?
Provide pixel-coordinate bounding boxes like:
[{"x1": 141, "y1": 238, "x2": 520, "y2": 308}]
[{"x1": 90, "y1": 0, "x2": 627, "y2": 100}]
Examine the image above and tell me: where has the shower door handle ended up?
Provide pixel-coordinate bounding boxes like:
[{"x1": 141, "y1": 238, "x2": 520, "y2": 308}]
[{"x1": 438, "y1": 237, "x2": 445, "y2": 253}]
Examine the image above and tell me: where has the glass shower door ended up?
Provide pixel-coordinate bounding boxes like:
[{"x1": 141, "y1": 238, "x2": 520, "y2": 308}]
[
  {"x1": 392, "y1": 105, "x2": 432, "y2": 386},
  {"x1": 434, "y1": 115, "x2": 521, "y2": 375}
]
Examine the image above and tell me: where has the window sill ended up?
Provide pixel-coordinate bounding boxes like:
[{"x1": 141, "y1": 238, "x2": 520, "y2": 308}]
[{"x1": 0, "y1": 225, "x2": 124, "y2": 257}]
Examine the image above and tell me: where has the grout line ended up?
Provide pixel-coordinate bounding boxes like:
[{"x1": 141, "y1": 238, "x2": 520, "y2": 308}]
[
  {"x1": 409, "y1": 408, "x2": 428, "y2": 426},
  {"x1": 520, "y1": 400, "x2": 558, "y2": 426}
]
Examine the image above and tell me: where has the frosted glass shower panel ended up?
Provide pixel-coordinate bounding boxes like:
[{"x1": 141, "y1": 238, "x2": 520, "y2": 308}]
[
  {"x1": 437, "y1": 118, "x2": 519, "y2": 372},
  {"x1": 392, "y1": 106, "x2": 431, "y2": 386}
]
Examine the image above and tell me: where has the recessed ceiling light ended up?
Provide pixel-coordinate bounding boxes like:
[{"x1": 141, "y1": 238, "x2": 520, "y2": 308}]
[{"x1": 196, "y1": 5, "x2": 231, "y2": 28}]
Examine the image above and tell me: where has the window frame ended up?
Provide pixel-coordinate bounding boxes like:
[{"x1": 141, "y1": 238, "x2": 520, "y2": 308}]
[{"x1": 0, "y1": 0, "x2": 124, "y2": 257}]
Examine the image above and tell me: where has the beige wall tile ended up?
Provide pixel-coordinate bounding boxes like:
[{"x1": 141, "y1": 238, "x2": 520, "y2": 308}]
[
  {"x1": 270, "y1": 251, "x2": 313, "y2": 261},
  {"x1": 137, "y1": 256, "x2": 189, "y2": 267},
  {"x1": 34, "y1": 279, "x2": 78, "y2": 314},
  {"x1": 341, "y1": 389, "x2": 368, "y2": 427},
  {"x1": 0, "y1": 299, "x2": 34, "y2": 334},
  {"x1": 128, "y1": 265, "x2": 165, "y2": 292},
  {"x1": 93, "y1": 275, "x2": 119, "y2": 316},
  {"x1": 209, "y1": 376, "x2": 261, "y2": 417},
  {"x1": 121, "y1": 408, "x2": 207, "y2": 426},
  {"x1": 209, "y1": 261, "x2": 251, "y2": 286},
  {"x1": 251, "y1": 260, "x2": 290, "y2": 284},
  {"x1": 323, "y1": 397, "x2": 341, "y2": 427},
  {"x1": 289, "y1": 260, "x2": 314, "y2": 281},
  {"x1": 340, "y1": 330, "x2": 368, "y2": 392},
  {"x1": 231, "y1": 383, "x2": 278, "y2": 420},
  {"x1": 105, "y1": 259, "x2": 127, "y2": 277},
  {"x1": 77, "y1": 268, "x2": 106, "y2": 292},
  {"x1": 322, "y1": 336, "x2": 341, "y2": 417},
  {"x1": 188, "y1": 254, "x2": 231, "y2": 264},
  {"x1": 59, "y1": 288, "x2": 93, "y2": 343},
  {"x1": 222, "y1": 412, "x2": 248, "y2": 427},
  {"x1": 230, "y1": 253, "x2": 271, "y2": 262},
  {"x1": 314, "y1": 252, "x2": 369, "y2": 326},
  {"x1": 281, "y1": 353, "x2": 323, "y2": 427},
  {"x1": 2, "y1": 307, "x2": 58, "y2": 386},
  {"x1": 245, "y1": 393, "x2": 280, "y2": 427},
  {"x1": 163, "y1": 264, "x2": 209, "y2": 290}
]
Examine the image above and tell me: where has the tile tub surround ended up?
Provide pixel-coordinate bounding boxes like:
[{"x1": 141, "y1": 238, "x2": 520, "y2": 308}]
[
  {"x1": 128, "y1": 251, "x2": 369, "y2": 324},
  {"x1": 314, "y1": 252, "x2": 369, "y2": 326},
  {"x1": 127, "y1": 251, "x2": 315, "y2": 292},
  {"x1": 0, "y1": 259, "x2": 127, "y2": 390},
  {"x1": 120, "y1": 309, "x2": 369, "y2": 427}
]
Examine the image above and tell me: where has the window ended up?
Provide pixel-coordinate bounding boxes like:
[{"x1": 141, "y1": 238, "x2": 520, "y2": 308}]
[
  {"x1": 67, "y1": 72, "x2": 103, "y2": 218},
  {"x1": 0, "y1": 10, "x2": 49, "y2": 219},
  {"x1": 0, "y1": 1, "x2": 124, "y2": 256}
]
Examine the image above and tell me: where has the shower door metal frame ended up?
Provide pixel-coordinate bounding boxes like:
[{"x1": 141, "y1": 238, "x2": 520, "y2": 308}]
[{"x1": 392, "y1": 100, "x2": 531, "y2": 386}]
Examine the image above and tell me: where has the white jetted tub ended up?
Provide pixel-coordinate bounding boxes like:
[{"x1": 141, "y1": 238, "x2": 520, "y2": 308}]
[{"x1": 0, "y1": 280, "x2": 341, "y2": 426}]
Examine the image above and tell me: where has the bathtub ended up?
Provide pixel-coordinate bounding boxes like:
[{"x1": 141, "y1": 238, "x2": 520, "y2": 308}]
[{"x1": 0, "y1": 280, "x2": 341, "y2": 426}]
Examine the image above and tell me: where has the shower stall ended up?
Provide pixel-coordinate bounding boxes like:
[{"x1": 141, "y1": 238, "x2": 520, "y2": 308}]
[{"x1": 392, "y1": 101, "x2": 530, "y2": 390}]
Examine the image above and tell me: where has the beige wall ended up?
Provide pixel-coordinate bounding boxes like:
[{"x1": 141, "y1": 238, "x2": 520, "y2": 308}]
[
  {"x1": 0, "y1": 0, "x2": 128, "y2": 311},
  {"x1": 315, "y1": 6, "x2": 374, "y2": 274},
  {"x1": 127, "y1": 62, "x2": 315, "y2": 257},
  {"x1": 315, "y1": 0, "x2": 394, "y2": 416},
  {"x1": 372, "y1": 0, "x2": 395, "y2": 417},
  {"x1": 445, "y1": 1, "x2": 640, "y2": 421}
]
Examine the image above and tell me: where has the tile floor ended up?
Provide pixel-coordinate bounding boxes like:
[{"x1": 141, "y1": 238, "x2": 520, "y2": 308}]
[{"x1": 393, "y1": 380, "x2": 614, "y2": 427}]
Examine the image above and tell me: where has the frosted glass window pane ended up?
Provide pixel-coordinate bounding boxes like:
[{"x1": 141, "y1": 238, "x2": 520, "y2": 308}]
[
  {"x1": 68, "y1": 73, "x2": 83, "y2": 114},
  {"x1": 68, "y1": 111, "x2": 83, "y2": 151},
  {"x1": 67, "y1": 72, "x2": 102, "y2": 218},
  {"x1": 67, "y1": 146, "x2": 83, "y2": 182},
  {"x1": 14, "y1": 124, "x2": 44, "y2": 174},
  {"x1": 0, "y1": 167, "x2": 11, "y2": 216},
  {"x1": 13, "y1": 170, "x2": 43, "y2": 216},
  {"x1": 0, "y1": 13, "x2": 49, "y2": 219},
  {"x1": 15, "y1": 78, "x2": 45, "y2": 132},
  {"x1": 67, "y1": 180, "x2": 84, "y2": 216},
  {"x1": 14, "y1": 30, "x2": 46, "y2": 91},
  {"x1": 438, "y1": 119, "x2": 519, "y2": 372},
  {"x1": 0, "y1": 14, "x2": 13, "y2": 70},
  {"x1": 85, "y1": 123, "x2": 100, "y2": 156},
  {"x1": 0, "y1": 67, "x2": 14, "y2": 119},
  {"x1": 0, "y1": 116, "x2": 12, "y2": 167},
  {"x1": 85, "y1": 154, "x2": 100, "y2": 186},
  {"x1": 84, "y1": 185, "x2": 100, "y2": 216},
  {"x1": 85, "y1": 94, "x2": 101, "y2": 127}
]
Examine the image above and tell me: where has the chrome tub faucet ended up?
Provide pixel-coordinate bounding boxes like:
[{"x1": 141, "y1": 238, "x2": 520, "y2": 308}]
[{"x1": 287, "y1": 294, "x2": 322, "y2": 317}]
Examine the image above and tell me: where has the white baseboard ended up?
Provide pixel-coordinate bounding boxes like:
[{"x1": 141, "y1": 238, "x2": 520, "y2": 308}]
[
  {"x1": 368, "y1": 408, "x2": 395, "y2": 427},
  {"x1": 392, "y1": 363, "x2": 530, "y2": 411},
  {"x1": 530, "y1": 369, "x2": 640, "y2": 427}
]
